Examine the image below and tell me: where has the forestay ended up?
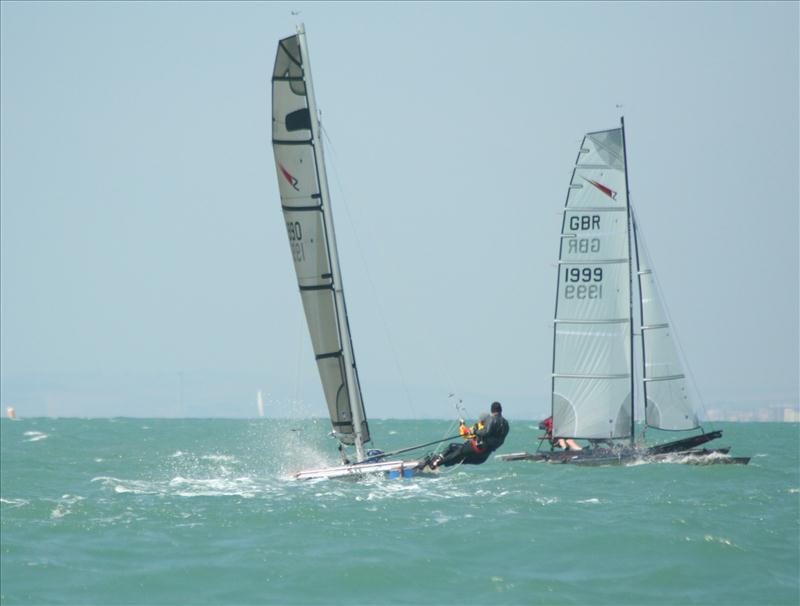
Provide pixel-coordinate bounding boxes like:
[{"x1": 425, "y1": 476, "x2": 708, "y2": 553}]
[
  {"x1": 271, "y1": 31, "x2": 370, "y2": 448},
  {"x1": 552, "y1": 128, "x2": 632, "y2": 440}
]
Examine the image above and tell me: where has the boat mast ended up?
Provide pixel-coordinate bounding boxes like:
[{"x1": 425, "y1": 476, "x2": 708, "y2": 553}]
[
  {"x1": 621, "y1": 116, "x2": 635, "y2": 446},
  {"x1": 631, "y1": 207, "x2": 648, "y2": 438},
  {"x1": 296, "y1": 24, "x2": 366, "y2": 462}
]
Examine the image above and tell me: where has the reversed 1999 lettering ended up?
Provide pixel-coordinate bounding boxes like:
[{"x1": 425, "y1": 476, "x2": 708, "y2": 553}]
[{"x1": 564, "y1": 266, "x2": 603, "y2": 299}]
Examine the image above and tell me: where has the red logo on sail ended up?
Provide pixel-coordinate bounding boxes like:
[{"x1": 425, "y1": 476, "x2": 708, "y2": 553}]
[
  {"x1": 279, "y1": 163, "x2": 299, "y2": 191},
  {"x1": 583, "y1": 177, "x2": 617, "y2": 200}
]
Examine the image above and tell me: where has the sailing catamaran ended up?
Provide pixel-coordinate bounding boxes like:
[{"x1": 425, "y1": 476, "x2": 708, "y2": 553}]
[
  {"x1": 271, "y1": 26, "x2": 444, "y2": 480},
  {"x1": 498, "y1": 119, "x2": 748, "y2": 466}
]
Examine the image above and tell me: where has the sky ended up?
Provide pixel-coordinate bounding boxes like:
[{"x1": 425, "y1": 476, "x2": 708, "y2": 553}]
[{"x1": 1, "y1": 1, "x2": 798, "y2": 419}]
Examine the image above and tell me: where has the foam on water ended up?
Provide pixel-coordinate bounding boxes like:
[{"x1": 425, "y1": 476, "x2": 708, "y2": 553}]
[
  {"x1": 0, "y1": 497, "x2": 29, "y2": 508},
  {"x1": 23, "y1": 431, "x2": 48, "y2": 442},
  {"x1": 49, "y1": 494, "x2": 84, "y2": 519}
]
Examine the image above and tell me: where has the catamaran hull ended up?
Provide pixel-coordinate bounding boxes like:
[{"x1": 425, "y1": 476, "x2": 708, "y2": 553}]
[
  {"x1": 644, "y1": 430, "x2": 722, "y2": 454},
  {"x1": 496, "y1": 446, "x2": 749, "y2": 466},
  {"x1": 495, "y1": 430, "x2": 747, "y2": 466},
  {"x1": 291, "y1": 459, "x2": 433, "y2": 480}
]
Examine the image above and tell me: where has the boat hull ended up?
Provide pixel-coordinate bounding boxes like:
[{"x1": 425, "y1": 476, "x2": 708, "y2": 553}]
[
  {"x1": 496, "y1": 429, "x2": 751, "y2": 466},
  {"x1": 291, "y1": 459, "x2": 433, "y2": 480},
  {"x1": 645, "y1": 430, "x2": 722, "y2": 454},
  {"x1": 496, "y1": 446, "x2": 749, "y2": 466}
]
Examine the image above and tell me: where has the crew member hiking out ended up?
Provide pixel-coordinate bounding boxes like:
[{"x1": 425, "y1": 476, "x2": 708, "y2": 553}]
[
  {"x1": 539, "y1": 416, "x2": 582, "y2": 451},
  {"x1": 423, "y1": 402, "x2": 509, "y2": 469}
]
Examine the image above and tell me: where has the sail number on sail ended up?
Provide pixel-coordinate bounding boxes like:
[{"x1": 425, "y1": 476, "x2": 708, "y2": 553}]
[
  {"x1": 563, "y1": 213, "x2": 605, "y2": 299},
  {"x1": 567, "y1": 214, "x2": 601, "y2": 254},
  {"x1": 566, "y1": 237, "x2": 600, "y2": 254},
  {"x1": 287, "y1": 221, "x2": 306, "y2": 262},
  {"x1": 563, "y1": 267, "x2": 603, "y2": 299}
]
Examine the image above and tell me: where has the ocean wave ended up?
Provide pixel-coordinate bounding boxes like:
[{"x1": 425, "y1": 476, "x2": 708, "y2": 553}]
[
  {"x1": 200, "y1": 454, "x2": 238, "y2": 463},
  {"x1": 50, "y1": 494, "x2": 85, "y2": 519},
  {"x1": 0, "y1": 497, "x2": 29, "y2": 508},
  {"x1": 91, "y1": 474, "x2": 261, "y2": 498},
  {"x1": 91, "y1": 476, "x2": 161, "y2": 495},
  {"x1": 703, "y1": 534, "x2": 746, "y2": 551},
  {"x1": 168, "y1": 476, "x2": 257, "y2": 498},
  {"x1": 23, "y1": 431, "x2": 48, "y2": 442}
]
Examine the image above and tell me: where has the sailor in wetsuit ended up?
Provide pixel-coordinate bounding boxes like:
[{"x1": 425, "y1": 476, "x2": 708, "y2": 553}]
[{"x1": 426, "y1": 402, "x2": 509, "y2": 469}]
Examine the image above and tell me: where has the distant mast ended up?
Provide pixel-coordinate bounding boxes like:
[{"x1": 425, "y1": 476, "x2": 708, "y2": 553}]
[{"x1": 257, "y1": 391, "x2": 265, "y2": 418}]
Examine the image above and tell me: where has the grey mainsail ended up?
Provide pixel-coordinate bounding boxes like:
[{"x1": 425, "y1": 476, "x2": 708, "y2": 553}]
[{"x1": 271, "y1": 27, "x2": 370, "y2": 459}]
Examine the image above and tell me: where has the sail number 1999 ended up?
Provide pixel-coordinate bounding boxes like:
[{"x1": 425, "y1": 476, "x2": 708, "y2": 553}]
[
  {"x1": 287, "y1": 221, "x2": 306, "y2": 262},
  {"x1": 564, "y1": 267, "x2": 603, "y2": 299}
]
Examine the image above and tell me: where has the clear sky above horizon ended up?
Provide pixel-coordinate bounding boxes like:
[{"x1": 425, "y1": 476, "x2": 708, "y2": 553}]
[{"x1": 1, "y1": 1, "x2": 798, "y2": 419}]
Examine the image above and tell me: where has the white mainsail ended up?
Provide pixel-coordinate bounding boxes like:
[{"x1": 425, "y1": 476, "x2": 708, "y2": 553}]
[
  {"x1": 271, "y1": 27, "x2": 370, "y2": 458},
  {"x1": 498, "y1": 119, "x2": 743, "y2": 464},
  {"x1": 552, "y1": 126, "x2": 633, "y2": 440},
  {"x1": 634, "y1": 216, "x2": 699, "y2": 431},
  {"x1": 553, "y1": 120, "x2": 703, "y2": 442}
]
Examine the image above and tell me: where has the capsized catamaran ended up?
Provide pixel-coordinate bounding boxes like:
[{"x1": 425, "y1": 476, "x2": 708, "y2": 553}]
[
  {"x1": 497, "y1": 118, "x2": 748, "y2": 466},
  {"x1": 271, "y1": 26, "x2": 450, "y2": 480}
]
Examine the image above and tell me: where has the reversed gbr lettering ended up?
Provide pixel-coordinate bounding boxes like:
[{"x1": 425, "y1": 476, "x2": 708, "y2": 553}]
[{"x1": 567, "y1": 237, "x2": 600, "y2": 254}]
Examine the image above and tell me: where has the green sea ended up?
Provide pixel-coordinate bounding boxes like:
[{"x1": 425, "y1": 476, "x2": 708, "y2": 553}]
[{"x1": 1, "y1": 418, "x2": 798, "y2": 605}]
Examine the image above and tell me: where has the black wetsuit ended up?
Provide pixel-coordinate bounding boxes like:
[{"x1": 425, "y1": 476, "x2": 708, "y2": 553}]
[{"x1": 438, "y1": 412, "x2": 509, "y2": 467}]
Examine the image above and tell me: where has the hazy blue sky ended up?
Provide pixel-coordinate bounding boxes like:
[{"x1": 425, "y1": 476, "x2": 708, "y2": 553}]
[{"x1": 1, "y1": 1, "x2": 797, "y2": 419}]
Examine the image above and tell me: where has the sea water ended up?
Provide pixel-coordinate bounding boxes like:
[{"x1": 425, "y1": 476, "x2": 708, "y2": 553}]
[{"x1": 1, "y1": 418, "x2": 798, "y2": 605}]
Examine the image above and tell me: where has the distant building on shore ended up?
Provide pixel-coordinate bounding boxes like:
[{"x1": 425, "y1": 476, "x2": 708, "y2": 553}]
[{"x1": 706, "y1": 405, "x2": 800, "y2": 423}]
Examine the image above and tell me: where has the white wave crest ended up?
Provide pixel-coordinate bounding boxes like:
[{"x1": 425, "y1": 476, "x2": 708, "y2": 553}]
[
  {"x1": 23, "y1": 431, "x2": 48, "y2": 442},
  {"x1": 1, "y1": 497, "x2": 29, "y2": 508},
  {"x1": 50, "y1": 494, "x2": 84, "y2": 519},
  {"x1": 168, "y1": 476, "x2": 257, "y2": 497},
  {"x1": 91, "y1": 476, "x2": 160, "y2": 495}
]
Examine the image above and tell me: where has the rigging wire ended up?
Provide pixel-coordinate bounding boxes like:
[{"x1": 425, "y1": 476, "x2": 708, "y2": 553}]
[
  {"x1": 320, "y1": 123, "x2": 418, "y2": 419},
  {"x1": 293, "y1": 307, "x2": 305, "y2": 408}
]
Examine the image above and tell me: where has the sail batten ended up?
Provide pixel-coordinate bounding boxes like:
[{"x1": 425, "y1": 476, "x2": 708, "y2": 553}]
[
  {"x1": 554, "y1": 373, "x2": 631, "y2": 379},
  {"x1": 643, "y1": 374, "x2": 686, "y2": 383},
  {"x1": 272, "y1": 28, "x2": 370, "y2": 452}
]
